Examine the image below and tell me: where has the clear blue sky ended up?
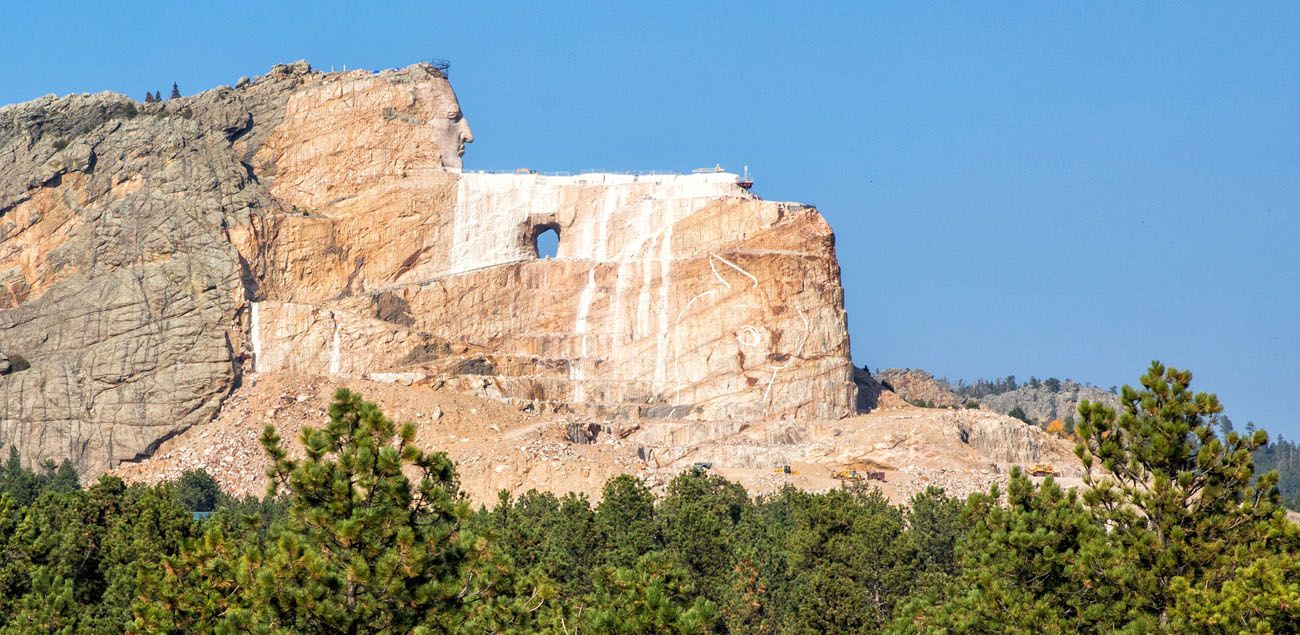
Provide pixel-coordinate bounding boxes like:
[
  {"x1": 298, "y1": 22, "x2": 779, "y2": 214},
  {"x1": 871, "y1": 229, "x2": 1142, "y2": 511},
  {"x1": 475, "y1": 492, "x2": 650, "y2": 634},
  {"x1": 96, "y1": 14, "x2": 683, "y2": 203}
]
[{"x1": 3, "y1": 2, "x2": 1297, "y2": 436}]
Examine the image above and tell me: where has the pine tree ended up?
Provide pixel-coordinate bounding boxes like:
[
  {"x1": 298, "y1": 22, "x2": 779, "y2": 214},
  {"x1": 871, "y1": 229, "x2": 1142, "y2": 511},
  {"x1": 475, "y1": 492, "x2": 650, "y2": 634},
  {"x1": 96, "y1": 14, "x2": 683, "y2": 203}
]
[
  {"x1": 656, "y1": 470, "x2": 749, "y2": 605},
  {"x1": 1073, "y1": 361, "x2": 1298, "y2": 629},
  {"x1": 1007, "y1": 405, "x2": 1033, "y2": 425},
  {"x1": 890, "y1": 361, "x2": 1300, "y2": 632},
  {"x1": 0, "y1": 475, "x2": 192, "y2": 633},
  {"x1": 582, "y1": 552, "x2": 719, "y2": 634},
  {"x1": 173, "y1": 469, "x2": 219, "y2": 512},
  {"x1": 781, "y1": 486, "x2": 917, "y2": 632},
  {"x1": 476, "y1": 489, "x2": 595, "y2": 595},
  {"x1": 593, "y1": 474, "x2": 659, "y2": 569},
  {"x1": 169, "y1": 83, "x2": 180, "y2": 100},
  {"x1": 135, "y1": 390, "x2": 562, "y2": 633},
  {"x1": 250, "y1": 388, "x2": 487, "y2": 631}
]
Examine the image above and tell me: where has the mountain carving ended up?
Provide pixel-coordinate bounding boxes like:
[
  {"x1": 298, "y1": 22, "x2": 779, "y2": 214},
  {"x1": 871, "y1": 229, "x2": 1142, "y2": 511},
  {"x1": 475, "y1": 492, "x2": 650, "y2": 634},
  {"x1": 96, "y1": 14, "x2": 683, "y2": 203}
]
[{"x1": 0, "y1": 61, "x2": 856, "y2": 476}]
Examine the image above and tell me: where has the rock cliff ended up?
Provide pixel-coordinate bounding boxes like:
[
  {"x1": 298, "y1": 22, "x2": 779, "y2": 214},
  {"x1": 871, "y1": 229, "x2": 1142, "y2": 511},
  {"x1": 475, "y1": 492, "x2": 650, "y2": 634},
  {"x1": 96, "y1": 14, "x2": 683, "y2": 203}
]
[
  {"x1": 0, "y1": 61, "x2": 856, "y2": 476},
  {"x1": 978, "y1": 381, "x2": 1118, "y2": 424},
  {"x1": 878, "y1": 369, "x2": 962, "y2": 407},
  {"x1": 879, "y1": 368, "x2": 1119, "y2": 423}
]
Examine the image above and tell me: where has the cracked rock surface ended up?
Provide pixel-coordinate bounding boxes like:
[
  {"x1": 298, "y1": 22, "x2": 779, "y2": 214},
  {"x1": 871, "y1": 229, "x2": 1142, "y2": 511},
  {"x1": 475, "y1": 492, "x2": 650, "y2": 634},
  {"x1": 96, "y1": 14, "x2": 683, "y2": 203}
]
[{"x1": 0, "y1": 61, "x2": 399, "y2": 474}]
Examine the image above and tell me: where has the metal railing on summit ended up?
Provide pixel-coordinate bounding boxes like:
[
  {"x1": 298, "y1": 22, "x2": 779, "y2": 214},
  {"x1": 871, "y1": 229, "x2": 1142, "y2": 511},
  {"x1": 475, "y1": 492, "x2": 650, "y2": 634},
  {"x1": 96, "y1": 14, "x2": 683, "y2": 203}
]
[{"x1": 423, "y1": 58, "x2": 451, "y2": 77}]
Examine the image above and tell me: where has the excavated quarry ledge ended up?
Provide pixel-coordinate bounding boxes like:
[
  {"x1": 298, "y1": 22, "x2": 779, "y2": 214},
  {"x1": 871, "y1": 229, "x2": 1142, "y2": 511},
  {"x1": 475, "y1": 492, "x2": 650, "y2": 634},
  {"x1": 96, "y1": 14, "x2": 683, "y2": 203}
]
[{"x1": 113, "y1": 371, "x2": 1082, "y2": 506}]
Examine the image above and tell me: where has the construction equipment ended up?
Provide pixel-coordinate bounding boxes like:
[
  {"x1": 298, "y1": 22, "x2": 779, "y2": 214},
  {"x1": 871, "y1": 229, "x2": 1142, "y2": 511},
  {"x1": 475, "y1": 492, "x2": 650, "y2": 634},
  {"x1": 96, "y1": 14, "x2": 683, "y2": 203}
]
[
  {"x1": 771, "y1": 465, "x2": 800, "y2": 476},
  {"x1": 1027, "y1": 463, "x2": 1058, "y2": 477},
  {"x1": 834, "y1": 469, "x2": 886, "y2": 481},
  {"x1": 833, "y1": 469, "x2": 864, "y2": 482}
]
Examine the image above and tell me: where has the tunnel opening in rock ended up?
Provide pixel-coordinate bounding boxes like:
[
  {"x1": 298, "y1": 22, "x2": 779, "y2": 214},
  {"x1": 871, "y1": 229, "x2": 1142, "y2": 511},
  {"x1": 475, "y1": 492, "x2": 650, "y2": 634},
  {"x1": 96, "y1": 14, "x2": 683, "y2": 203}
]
[{"x1": 532, "y1": 224, "x2": 560, "y2": 259}]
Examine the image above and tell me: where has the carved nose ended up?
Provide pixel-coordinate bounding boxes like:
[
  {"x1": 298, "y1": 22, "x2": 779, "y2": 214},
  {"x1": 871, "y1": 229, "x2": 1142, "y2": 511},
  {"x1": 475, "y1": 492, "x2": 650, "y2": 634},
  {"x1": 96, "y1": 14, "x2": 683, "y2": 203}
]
[{"x1": 459, "y1": 120, "x2": 474, "y2": 144}]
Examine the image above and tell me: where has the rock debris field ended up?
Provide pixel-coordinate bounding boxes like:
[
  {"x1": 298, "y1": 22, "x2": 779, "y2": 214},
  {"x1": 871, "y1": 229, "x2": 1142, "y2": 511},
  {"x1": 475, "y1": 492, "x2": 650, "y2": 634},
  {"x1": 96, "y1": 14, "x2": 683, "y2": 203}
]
[{"x1": 116, "y1": 372, "x2": 1080, "y2": 506}]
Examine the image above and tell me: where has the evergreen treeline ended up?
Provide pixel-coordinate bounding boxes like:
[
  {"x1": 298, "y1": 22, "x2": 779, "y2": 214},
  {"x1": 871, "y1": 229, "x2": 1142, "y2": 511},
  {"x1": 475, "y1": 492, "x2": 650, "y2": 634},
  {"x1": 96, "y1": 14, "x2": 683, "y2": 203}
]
[
  {"x1": 949, "y1": 375, "x2": 1076, "y2": 399},
  {"x1": 0, "y1": 362, "x2": 1297, "y2": 632},
  {"x1": 1255, "y1": 434, "x2": 1300, "y2": 511},
  {"x1": 950, "y1": 374, "x2": 1019, "y2": 399}
]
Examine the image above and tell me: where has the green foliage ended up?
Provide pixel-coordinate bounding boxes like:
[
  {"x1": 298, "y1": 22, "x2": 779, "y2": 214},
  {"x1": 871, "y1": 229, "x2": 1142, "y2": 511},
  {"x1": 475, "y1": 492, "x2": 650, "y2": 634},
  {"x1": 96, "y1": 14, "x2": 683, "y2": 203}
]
[
  {"x1": 3, "y1": 366, "x2": 1296, "y2": 633},
  {"x1": 892, "y1": 361, "x2": 1300, "y2": 632},
  {"x1": 951, "y1": 374, "x2": 1018, "y2": 399},
  {"x1": 474, "y1": 489, "x2": 596, "y2": 596},
  {"x1": 906, "y1": 486, "x2": 963, "y2": 577},
  {"x1": 257, "y1": 388, "x2": 477, "y2": 631},
  {"x1": 0, "y1": 475, "x2": 192, "y2": 633},
  {"x1": 594, "y1": 474, "x2": 659, "y2": 569},
  {"x1": 141, "y1": 388, "x2": 489, "y2": 632},
  {"x1": 582, "y1": 552, "x2": 719, "y2": 634},
  {"x1": 1, "y1": 446, "x2": 79, "y2": 506},
  {"x1": 1007, "y1": 405, "x2": 1033, "y2": 425},
  {"x1": 134, "y1": 388, "x2": 560, "y2": 633},
  {"x1": 1254, "y1": 433, "x2": 1300, "y2": 511},
  {"x1": 173, "y1": 469, "x2": 220, "y2": 512},
  {"x1": 656, "y1": 470, "x2": 748, "y2": 603},
  {"x1": 780, "y1": 487, "x2": 916, "y2": 633},
  {"x1": 1072, "y1": 362, "x2": 1286, "y2": 622}
]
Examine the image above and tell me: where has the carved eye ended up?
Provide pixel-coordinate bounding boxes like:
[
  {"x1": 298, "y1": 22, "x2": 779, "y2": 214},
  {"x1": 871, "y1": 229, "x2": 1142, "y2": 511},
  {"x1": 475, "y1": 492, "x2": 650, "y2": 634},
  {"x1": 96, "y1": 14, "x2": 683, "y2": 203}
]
[{"x1": 446, "y1": 109, "x2": 462, "y2": 121}]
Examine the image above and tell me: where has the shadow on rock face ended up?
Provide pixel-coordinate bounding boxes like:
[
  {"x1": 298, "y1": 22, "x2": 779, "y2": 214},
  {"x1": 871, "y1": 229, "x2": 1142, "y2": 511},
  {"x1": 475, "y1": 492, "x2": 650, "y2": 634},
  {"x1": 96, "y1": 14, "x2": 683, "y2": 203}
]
[{"x1": 854, "y1": 366, "x2": 883, "y2": 412}]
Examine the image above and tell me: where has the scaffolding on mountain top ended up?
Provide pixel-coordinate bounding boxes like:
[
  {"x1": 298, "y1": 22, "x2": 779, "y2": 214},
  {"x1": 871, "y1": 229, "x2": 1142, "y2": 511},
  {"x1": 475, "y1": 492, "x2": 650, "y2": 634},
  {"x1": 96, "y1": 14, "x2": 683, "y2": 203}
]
[{"x1": 424, "y1": 58, "x2": 451, "y2": 77}]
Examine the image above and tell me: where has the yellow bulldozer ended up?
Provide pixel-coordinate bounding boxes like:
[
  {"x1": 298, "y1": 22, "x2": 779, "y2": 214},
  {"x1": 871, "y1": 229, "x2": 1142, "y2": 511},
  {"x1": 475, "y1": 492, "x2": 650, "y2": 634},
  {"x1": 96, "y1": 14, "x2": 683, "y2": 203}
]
[
  {"x1": 1027, "y1": 463, "x2": 1058, "y2": 477},
  {"x1": 832, "y1": 469, "x2": 863, "y2": 481},
  {"x1": 833, "y1": 464, "x2": 886, "y2": 482}
]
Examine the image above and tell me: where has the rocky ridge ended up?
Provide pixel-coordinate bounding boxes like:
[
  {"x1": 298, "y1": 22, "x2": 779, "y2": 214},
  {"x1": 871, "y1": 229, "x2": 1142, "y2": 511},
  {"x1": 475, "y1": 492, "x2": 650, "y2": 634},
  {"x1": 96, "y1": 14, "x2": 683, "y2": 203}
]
[
  {"x1": 878, "y1": 369, "x2": 963, "y2": 407},
  {"x1": 3, "y1": 60, "x2": 1075, "y2": 503},
  {"x1": 979, "y1": 381, "x2": 1119, "y2": 424},
  {"x1": 879, "y1": 368, "x2": 1120, "y2": 424},
  {"x1": 1, "y1": 61, "x2": 854, "y2": 477}
]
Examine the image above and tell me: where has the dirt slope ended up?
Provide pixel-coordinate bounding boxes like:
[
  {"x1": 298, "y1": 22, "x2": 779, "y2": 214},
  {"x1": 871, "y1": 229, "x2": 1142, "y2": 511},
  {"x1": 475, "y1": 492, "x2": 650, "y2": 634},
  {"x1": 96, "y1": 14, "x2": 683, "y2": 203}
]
[{"x1": 116, "y1": 372, "x2": 1080, "y2": 505}]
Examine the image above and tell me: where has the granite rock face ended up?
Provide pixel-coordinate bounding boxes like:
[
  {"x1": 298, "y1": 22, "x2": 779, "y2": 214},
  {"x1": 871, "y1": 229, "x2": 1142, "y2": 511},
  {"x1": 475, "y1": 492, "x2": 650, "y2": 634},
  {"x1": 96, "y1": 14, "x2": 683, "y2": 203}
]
[
  {"x1": 978, "y1": 381, "x2": 1119, "y2": 424},
  {"x1": 879, "y1": 368, "x2": 1119, "y2": 424},
  {"x1": 878, "y1": 369, "x2": 962, "y2": 407},
  {"x1": 325, "y1": 174, "x2": 854, "y2": 421},
  {"x1": 0, "y1": 89, "x2": 261, "y2": 472},
  {"x1": 0, "y1": 62, "x2": 856, "y2": 476}
]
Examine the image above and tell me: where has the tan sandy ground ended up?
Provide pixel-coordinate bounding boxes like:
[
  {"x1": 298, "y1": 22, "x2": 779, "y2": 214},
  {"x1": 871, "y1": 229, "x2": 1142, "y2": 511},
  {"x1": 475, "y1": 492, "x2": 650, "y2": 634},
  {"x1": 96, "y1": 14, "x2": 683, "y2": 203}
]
[{"x1": 115, "y1": 372, "x2": 1081, "y2": 507}]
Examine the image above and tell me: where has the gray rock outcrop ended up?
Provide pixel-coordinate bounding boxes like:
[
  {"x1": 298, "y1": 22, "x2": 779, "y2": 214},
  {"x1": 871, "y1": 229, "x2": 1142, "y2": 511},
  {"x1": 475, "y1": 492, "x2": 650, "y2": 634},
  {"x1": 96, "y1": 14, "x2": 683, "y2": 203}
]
[
  {"x1": 878, "y1": 368, "x2": 1120, "y2": 425},
  {"x1": 0, "y1": 77, "x2": 303, "y2": 472},
  {"x1": 978, "y1": 381, "x2": 1118, "y2": 424},
  {"x1": 878, "y1": 368, "x2": 961, "y2": 407}
]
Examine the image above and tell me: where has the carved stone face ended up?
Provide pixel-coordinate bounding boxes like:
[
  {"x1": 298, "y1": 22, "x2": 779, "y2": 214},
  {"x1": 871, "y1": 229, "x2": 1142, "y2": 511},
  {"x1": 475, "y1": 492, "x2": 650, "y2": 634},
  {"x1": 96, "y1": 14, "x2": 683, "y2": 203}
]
[
  {"x1": 431, "y1": 80, "x2": 474, "y2": 169},
  {"x1": 255, "y1": 66, "x2": 477, "y2": 210}
]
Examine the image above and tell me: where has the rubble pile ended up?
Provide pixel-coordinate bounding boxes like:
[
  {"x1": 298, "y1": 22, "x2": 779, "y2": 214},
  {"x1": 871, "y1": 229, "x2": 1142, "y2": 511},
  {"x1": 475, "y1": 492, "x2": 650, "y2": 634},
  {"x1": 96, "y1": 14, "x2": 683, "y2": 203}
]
[{"x1": 117, "y1": 371, "x2": 1081, "y2": 506}]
